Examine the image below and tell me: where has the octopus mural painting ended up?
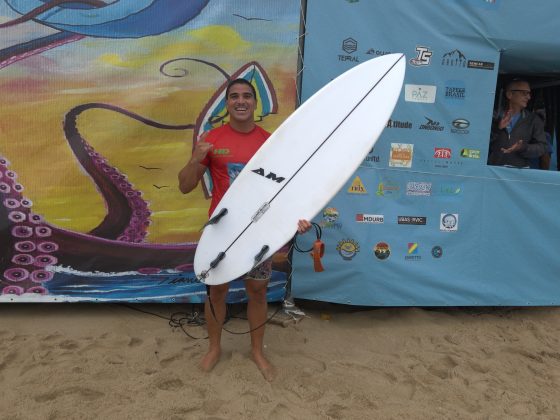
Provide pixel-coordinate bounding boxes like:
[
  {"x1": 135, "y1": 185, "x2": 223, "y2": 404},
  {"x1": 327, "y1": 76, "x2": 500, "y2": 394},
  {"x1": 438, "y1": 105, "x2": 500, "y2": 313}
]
[{"x1": 0, "y1": 0, "x2": 301, "y2": 301}]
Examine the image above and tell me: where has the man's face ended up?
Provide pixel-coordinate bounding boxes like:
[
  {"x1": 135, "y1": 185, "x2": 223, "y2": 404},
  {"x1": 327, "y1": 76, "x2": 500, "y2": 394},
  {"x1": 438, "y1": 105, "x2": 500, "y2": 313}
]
[
  {"x1": 507, "y1": 81, "x2": 531, "y2": 110},
  {"x1": 226, "y1": 83, "x2": 256, "y2": 124}
]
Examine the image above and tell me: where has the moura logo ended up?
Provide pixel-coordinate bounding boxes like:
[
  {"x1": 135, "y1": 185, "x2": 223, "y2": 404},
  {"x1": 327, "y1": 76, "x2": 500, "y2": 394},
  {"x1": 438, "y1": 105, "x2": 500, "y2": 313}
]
[{"x1": 252, "y1": 168, "x2": 286, "y2": 183}]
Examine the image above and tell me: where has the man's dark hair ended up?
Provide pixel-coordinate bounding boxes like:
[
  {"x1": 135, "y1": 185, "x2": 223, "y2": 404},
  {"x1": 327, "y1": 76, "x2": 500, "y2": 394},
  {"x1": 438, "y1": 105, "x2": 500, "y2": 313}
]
[
  {"x1": 225, "y1": 78, "x2": 257, "y2": 100},
  {"x1": 505, "y1": 78, "x2": 529, "y2": 92}
]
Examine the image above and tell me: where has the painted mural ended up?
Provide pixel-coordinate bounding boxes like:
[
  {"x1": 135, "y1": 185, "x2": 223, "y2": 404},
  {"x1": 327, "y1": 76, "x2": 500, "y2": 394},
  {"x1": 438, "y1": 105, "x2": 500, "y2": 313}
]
[{"x1": 0, "y1": 0, "x2": 301, "y2": 302}]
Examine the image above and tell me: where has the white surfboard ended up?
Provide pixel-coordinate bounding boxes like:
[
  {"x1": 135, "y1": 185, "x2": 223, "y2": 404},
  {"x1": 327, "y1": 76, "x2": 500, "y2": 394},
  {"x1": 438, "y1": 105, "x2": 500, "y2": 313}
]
[{"x1": 194, "y1": 53, "x2": 406, "y2": 285}]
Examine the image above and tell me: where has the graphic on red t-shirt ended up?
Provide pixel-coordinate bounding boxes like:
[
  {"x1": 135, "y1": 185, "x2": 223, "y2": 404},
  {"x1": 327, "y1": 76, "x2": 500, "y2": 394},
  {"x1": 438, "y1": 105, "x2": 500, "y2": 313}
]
[{"x1": 200, "y1": 124, "x2": 270, "y2": 215}]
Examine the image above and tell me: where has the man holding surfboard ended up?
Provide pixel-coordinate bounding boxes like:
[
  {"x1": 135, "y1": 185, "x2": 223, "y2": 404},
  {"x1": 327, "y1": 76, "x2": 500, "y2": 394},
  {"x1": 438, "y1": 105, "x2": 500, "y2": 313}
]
[{"x1": 178, "y1": 78, "x2": 311, "y2": 381}]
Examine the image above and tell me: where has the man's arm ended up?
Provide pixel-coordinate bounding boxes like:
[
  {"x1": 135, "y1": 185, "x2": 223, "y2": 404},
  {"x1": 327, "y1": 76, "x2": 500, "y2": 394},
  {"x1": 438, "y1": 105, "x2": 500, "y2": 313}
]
[
  {"x1": 178, "y1": 132, "x2": 213, "y2": 194},
  {"x1": 520, "y1": 115, "x2": 548, "y2": 158},
  {"x1": 178, "y1": 159, "x2": 206, "y2": 194}
]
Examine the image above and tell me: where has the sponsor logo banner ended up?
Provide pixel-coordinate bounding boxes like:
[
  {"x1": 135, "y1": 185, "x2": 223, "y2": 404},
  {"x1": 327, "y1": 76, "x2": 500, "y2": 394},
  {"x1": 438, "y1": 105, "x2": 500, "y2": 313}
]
[
  {"x1": 321, "y1": 207, "x2": 342, "y2": 230},
  {"x1": 389, "y1": 143, "x2": 414, "y2": 168},
  {"x1": 386, "y1": 119, "x2": 412, "y2": 129},
  {"x1": 347, "y1": 176, "x2": 368, "y2": 194},
  {"x1": 451, "y1": 118, "x2": 470, "y2": 134},
  {"x1": 405, "y1": 84, "x2": 437, "y2": 103},
  {"x1": 337, "y1": 239, "x2": 360, "y2": 260},
  {"x1": 460, "y1": 148, "x2": 481, "y2": 159},
  {"x1": 467, "y1": 60, "x2": 495, "y2": 70},
  {"x1": 406, "y1": 181, "x2": 432, "y2": 196},
  {"x1": 410, "y1": 46, "x2": 433, "y2": 66},
  {"x1": 398, "y1": 216, "x2": 427, "y2": 225},
  {"x1": 374, "y1": 242, "x2": 391, "y2": 260},
  {"x1": 419, "y1": 116, "x2": 444, "y2": 131},
  {"x1": 356, "y1": 214, "x2": 384, "y2": 223},
  {"x1": 376, "y1": 179, "x2": 400, "y2": 198},
  {"x1": 440, "y1": 213, "x2": 459, "y2": 232},
  {"x1": 405, "y1": 242, "x2": 421, "y2": 260},
  {"x1": 444, "y1": 80, "x2": 466, "y2": 104},
  {"x1": 434, "y1": 147, "x2": 452, "y2": 159}
]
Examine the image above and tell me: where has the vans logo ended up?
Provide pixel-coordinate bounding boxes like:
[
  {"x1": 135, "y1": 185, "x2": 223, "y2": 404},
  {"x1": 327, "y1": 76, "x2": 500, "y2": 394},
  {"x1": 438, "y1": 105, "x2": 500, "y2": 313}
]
[{"x1": 252, "y1": 168, "x2": 285, "y2": 183}]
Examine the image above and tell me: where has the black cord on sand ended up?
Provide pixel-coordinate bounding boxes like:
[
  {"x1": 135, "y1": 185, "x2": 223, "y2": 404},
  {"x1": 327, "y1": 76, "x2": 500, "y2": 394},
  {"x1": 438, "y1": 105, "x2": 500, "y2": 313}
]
[
  {"x1": 116, "y1": 303, "x2": 208, "y2": 340},
  {"x1": 117, "y1": 301, "x2": 283, "y2": 338}
]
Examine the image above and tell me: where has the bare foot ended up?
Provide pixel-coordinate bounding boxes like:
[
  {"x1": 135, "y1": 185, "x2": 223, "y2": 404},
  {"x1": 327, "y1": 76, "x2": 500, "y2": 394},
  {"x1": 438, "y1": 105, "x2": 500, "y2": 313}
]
[
  {"x1": 251, "y1": 351, "x2": 277, "y2": 382},
  {"x1": 199, "y1": 348, "x2": 221, "y2": 372}
]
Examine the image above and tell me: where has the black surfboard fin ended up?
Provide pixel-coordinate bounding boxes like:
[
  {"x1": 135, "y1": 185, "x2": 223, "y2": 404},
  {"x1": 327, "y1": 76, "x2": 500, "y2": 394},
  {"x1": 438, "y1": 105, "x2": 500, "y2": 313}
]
[
  {"x1": 253, "y1": 245, "x2": 270, "y2": 267},
  {"x1": 210, "y1": 252, "x2": 226, "y2": 269},
  {"x1": 200, "y1": 208, "x2": 228, "y2": 231}
]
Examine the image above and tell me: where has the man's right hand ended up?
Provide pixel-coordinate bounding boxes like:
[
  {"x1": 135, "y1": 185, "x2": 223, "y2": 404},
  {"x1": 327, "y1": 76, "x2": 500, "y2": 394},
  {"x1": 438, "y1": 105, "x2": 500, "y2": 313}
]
[
  {"x1": 191, "y1": 131, "x2": 213, "y2": 163},
  {"x1": 498, "y1": 110, "x2": 512, "y2": 130}
]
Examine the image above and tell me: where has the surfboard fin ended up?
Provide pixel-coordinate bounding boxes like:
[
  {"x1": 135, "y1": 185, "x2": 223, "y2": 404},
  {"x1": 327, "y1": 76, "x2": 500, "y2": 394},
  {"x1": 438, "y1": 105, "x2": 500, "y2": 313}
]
[
  {"x1": 200, "y1": 208, "x2": 228, "y2": 231},
  {"x1": 210, "y1": 252, "x2": 226, "y2": 269},
  {"x1": 253, "y1": 245, "x2": 270, "y2": 267}
]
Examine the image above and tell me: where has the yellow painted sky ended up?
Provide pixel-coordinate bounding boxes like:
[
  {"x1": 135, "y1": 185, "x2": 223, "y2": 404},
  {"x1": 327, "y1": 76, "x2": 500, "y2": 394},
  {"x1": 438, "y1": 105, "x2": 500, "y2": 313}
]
[{"x1": 0, "y1": 25, "x2": 299, "y2": 243}]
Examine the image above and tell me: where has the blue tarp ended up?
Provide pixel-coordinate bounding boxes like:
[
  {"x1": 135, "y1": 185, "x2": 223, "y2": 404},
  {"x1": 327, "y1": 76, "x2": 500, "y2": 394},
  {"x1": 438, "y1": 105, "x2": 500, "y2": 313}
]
[{"x1": 292, "y1": 0, "x2": 560, "y2": 306}]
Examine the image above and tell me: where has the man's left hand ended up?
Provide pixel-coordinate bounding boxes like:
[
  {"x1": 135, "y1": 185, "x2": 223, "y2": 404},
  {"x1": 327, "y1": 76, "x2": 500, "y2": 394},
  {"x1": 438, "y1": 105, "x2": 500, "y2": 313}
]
[
  {"x1": 297, "y1": 219, "x2": 312, "y2": 234},
  {"x1": 501, "y1": 139, "x2": 524, "y2": 154}
]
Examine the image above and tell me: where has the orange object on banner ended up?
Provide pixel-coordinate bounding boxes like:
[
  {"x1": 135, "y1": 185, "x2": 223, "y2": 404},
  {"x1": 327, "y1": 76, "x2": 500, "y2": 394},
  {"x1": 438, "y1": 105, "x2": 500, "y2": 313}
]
[{"x1": 310, "y1": 239, "x2": 325, "y2": 272}]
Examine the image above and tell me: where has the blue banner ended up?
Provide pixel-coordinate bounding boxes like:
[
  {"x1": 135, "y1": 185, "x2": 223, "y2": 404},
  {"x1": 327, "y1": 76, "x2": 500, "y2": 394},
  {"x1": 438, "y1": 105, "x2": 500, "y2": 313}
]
[{"x1": 293, "y1": 0, "x2": 560, "y2": 306}]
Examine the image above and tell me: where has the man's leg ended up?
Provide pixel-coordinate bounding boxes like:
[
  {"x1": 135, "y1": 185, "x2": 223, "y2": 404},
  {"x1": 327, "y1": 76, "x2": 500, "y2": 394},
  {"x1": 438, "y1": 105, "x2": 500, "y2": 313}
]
[
  {"x1": 245, "y1": 277, "x2": 276, "y2": 381},
  {"x1": 200, "y1": 282, "x2": 229, "y2": 372}
]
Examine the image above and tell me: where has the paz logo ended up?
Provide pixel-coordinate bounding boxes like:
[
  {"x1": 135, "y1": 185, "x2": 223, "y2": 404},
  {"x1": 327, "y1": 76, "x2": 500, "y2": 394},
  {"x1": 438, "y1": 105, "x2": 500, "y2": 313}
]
[
  {"x1": 405, "y1": 84, "x2": 437, "y2": 103},
  {"x1": 347, "y1": 176, "x2": 367, "y2": 194},
  {"x1": 336, "y1": 239, "x2": 360, "y2": 261}
]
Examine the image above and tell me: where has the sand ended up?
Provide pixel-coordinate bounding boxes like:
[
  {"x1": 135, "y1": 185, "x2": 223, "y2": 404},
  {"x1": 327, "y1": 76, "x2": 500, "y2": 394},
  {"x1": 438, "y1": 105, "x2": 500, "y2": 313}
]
[{"x1": 1, "y1": 302, "x2": 560, "y2": 419}]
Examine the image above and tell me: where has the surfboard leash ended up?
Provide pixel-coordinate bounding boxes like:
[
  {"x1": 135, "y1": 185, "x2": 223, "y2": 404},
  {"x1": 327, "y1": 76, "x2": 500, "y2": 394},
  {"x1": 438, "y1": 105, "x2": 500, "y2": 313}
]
[
  {"x1": 293, "y1": 222, "x2": 325, "y2": 272},
  {"x1": 205, "y1": 284, "x2": 283, "y2": 335}
]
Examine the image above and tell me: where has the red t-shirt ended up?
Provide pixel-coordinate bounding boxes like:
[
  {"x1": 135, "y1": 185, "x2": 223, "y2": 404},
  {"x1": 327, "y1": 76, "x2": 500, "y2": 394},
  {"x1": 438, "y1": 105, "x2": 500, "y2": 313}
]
[{"x1": 200, "y1": 124, "x2": 270, "y2": 215}]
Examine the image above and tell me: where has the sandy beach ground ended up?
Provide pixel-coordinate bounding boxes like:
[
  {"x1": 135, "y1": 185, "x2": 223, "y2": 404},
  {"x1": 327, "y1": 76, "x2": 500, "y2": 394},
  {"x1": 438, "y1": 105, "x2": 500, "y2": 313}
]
[{"x1": 1, "y1": 302, "x2": 560, "y2": 419}]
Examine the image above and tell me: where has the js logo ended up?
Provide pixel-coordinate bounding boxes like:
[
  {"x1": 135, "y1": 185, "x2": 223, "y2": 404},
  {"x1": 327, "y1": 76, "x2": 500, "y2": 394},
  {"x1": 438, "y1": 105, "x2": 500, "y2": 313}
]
[{"x1": 252, "y1": 168, "x2": 285, "y2": 183}]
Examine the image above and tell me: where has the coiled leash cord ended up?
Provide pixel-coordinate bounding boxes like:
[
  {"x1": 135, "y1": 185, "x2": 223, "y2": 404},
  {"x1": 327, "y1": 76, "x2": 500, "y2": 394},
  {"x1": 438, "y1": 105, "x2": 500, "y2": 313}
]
[{"x1": 292, "y1": 222, "x2": 325, "y2": 272}]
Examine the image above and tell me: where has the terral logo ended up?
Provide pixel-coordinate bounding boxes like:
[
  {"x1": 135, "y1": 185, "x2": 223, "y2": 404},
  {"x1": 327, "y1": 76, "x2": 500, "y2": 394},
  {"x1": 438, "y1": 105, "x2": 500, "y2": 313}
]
[
  {"x1": 397, "y1": 216, "x2": 427, "y2": 225},
  {"x1": 356, "y1": 214, "x2": 384, "y2": 224},
  {"x1": 251, "y1": 168, "x2": 285, "y2": 183},
  {"x1": 342, "y1": 37, "x2": 358, "y2": 54},
  {"x1": 410, "y1": 46, "x2": 433, "y2": 66},
  {"x1": 451, "y1": 118, "x2": 470, "y2": 134},
  {"x1": 405, "y1": 84, "x2": 437, "y2": 103},
  {"x1": 434, "y1": 148, "x2": 452, "y2": 159}
]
